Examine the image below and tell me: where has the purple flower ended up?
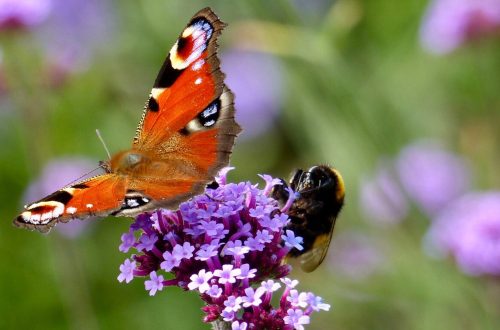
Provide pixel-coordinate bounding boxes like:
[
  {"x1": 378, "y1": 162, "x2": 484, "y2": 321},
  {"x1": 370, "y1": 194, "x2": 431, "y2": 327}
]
[
  {"x1": 360, "y1": 161, "x2": 409, "y2": 225},
  {"x1": 172, "y1": 242, "x2": 195, "y2": 260},
  {"x1": 225, "y1": 240, "x2": 251, "y2": 257},
  {"x1": 214, "y1": 264, "x2": 240, "y2": 284},
  {"x1": 327, "y1": 231, "x2": 385, "y2": 281},
  {"x1": 396, "y1": 141, "x2": 471, "y2": 216},
  {"x1": 144, "y1": 271, "x2": 164, "y2": 296},
  {"x1": 241, "y1": 287, "x2": 265, "y2": 307},
  {"x1": 306, "y1": 293, "x2": 331, "y2": 312},
  {"x1": 22, "y1": 157, "x2": 99, "y2": 238},
  {"x1": 119, "y1": 230, "x2": 135, "y2": 253},
  {"x1": 221, "y1": 50, "x2": 283, "y2": 140},
  {"x1": 361, "y1": 141, "x2": 472, "y2": 224},
  {"x1": 236, "y1": 264, "x2": 257, "y2": 280},
  {"x1": 0, "y1": 0, "x2": 52, "y2": 30},
  {"x1": 188, "y1": 269, "x2": 213, "y2": 294},
  {"x1": 117, "y1": 259, "x2": 135, "y2": 283},
  {"x1": 244, "y1": 236, "x2": 265, "y2": 251},
  {"x1": 207, "y1": 285, "x2": 223, "y2": 298},
  {"x1": 117, "y1": 168, "x2": 330, "y2": 328},
  {"x1": 282, "y1": 230, "x2": 304, "y2": 251},
  {"x1": 195, "y1": 241, "x2": 220, "y2": 261},
  {"x1": 281, "y1": 277, "x2": 299, "y2": 289},
  {"x1": 160, "y1": 251, "x2": 180, "y2": 272},
  {"x1": 261, "y1": 280, "x2": 281, "y2": 293},
  {"x1": 36, "y1": 0, "x2": 115, "y2": 81},
  {"x1": 224, "y1": 295, "x2": 243, "y2": 313},
  {"x1": 425, "y1": 192, "x2": 500, "y2": 276},
  {"x1": 420, "y1": 0, "x2": 500, "y2": 54},
  {"x1": 287, "y1": 290, "x2": 308, "y2": 308},
  {"x1": 136, "y1": 233, "x2": 158, "y2": 251},
  {"x1": 284, "y1": 308, "x2": 310, "y2": 330},
  {"x1": 231, "y1": 321, "x2": 248, "y2": 330}
]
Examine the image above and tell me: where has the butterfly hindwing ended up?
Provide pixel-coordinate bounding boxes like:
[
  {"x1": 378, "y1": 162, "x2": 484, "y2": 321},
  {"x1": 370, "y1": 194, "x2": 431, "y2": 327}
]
[{"x1": 14, "y1": 174, "x2": 128, "y2": 232}]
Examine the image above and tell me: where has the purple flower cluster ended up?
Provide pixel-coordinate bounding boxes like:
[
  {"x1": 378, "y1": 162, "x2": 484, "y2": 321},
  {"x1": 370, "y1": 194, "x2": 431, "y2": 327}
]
[
  {"x1": 361, "y1": 140, "x2": 500, "y2": 278},
  {"x1": 425, "y1": 192, "x2": 500, "y2": 276},
  {"x1": 117, "y1": 168, "x2": 330, "y2": 328},
  {"x1": 420, "y1": 0, "x2": 500, "y2": 54},
  {"x1": 360, "y1": 141, "x2": 471, "y2": 223}
]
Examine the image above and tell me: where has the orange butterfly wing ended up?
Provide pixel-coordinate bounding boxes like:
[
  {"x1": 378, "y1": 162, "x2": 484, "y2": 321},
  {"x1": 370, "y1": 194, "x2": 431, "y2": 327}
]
[
  {"x1": 14, "y1": 8, "x2": 240, "y2": 233},
  {"x1": 14, "y1": 175, "x2": 127, "y2": 233},
  {"x1": 122, "y1": 7, "x2": 240, "y2": 211}
]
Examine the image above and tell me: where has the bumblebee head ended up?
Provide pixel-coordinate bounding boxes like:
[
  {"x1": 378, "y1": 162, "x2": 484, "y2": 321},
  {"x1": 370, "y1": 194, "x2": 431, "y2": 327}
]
[{"x1": 294, "y1": 165, "x2": 345, "y2": 203}]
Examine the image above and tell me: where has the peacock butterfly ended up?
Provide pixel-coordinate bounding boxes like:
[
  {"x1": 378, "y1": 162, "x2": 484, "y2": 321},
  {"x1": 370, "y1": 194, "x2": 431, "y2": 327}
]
[{"x1": 14, "y1": 7, "x2": 241, "y2": 233}]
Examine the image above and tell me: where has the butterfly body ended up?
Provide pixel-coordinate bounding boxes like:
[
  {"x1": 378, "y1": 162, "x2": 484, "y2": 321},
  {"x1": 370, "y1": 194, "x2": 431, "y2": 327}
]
[{"x1": 15, "y1": 8, "x2": 241, "y2": 233}]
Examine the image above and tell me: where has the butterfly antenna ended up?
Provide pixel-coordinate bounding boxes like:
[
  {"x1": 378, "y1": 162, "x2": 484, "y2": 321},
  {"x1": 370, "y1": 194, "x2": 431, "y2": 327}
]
[
  {"x1": 96, "y1": 129, "x2": 112, "y2": 160},
  {"x1": 63, "y1": 165, "x2": 104, "y2": 188}
]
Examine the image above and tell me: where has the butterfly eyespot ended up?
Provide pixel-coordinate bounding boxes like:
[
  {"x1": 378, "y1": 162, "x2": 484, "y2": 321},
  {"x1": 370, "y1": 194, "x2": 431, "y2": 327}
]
[
  {"x1": 170, "y1": 19, "x2": 213, "y2": 70},
  {"x1": 181, "y1": 99, "x2": 221, "y2": 134},
  {"x1": 195, "y1": 78, "x2": 202, "y2": 85},
  {"x1": 118, "y1": 192, "x2": 152, "y2": 213}
]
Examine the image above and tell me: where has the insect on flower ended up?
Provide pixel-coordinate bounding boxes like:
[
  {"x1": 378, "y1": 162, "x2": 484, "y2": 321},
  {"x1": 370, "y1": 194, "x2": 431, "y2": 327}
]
[{"x1": 272, "y1": 165, "x2": 345, "y2": 272}]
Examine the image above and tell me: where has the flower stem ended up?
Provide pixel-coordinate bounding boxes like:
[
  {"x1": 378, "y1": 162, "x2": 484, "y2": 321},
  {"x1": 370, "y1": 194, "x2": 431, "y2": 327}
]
[{"x1": 211, "y1": 320, "x2": 231, "y2": 330}]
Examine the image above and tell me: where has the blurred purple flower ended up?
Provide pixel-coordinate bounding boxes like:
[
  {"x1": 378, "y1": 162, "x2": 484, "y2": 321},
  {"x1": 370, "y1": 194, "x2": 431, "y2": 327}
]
[
  {"x1": 36, "y1": 0, "x2": 115, "y2": 80},
  {"x1": 360, "y1": 161, "x2": 409, "y2": 225},
  {"x1": 23, "y1": 157, "x2": 100, "y2": 238},
  {"x1": 0, "y1": 0, "x2": 52, "y2": 30},
  {"x1": 328, "y1": 231, "x2": 385, "y2": 281},
  {"x1": 425, "y1": 192, "x2": 500, "y2": 276},
  {"x1": 396, "y1": 141, "x2": 471, "y2": 216},
  {"x1": 222, "y1": 50, "x2": 283, "y2": 140},
  {"x1": 420, "y1": 0, "x2": 500, "y2": 54}
]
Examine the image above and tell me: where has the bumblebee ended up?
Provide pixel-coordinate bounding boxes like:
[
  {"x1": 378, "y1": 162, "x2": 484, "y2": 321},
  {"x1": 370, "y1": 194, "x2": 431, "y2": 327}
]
[{"x1": 272, "y1": 165, "x2": 345, "y2": 272}]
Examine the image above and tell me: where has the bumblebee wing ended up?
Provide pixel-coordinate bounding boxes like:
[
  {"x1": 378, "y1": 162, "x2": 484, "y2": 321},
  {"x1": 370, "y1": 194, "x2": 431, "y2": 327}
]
[{"x1": 299, "y1": 226, "x2": 335, "y2": 272}]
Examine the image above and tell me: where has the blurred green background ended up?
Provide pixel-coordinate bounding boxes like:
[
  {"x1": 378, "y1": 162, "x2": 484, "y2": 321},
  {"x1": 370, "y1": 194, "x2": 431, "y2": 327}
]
[{"x1": 1, "y1": 0, "x2": 499, "y2": 329}]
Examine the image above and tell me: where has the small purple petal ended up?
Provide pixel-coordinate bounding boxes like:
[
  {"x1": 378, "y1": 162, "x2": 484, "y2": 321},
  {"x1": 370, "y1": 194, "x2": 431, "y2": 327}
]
[
  {"x1": 282, "y1": 230, "x2": 304, "y2": 251},
  {"x1": 144, "y1": 271, "x2": 164, "y2": 296},
  {"x1": 117, "y1": 259, "x2": 135, "y2": 283},
  {"x1": 119, "y1": 230, "x2": 135, "y2": 253}
]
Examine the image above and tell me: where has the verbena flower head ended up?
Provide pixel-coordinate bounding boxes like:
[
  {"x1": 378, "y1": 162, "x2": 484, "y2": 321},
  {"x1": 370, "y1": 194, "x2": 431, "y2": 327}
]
[
  {"x1": 118, "y1": 168, "x2": 330, "y2": 328},
  {"x1": 424, "y1": 192, "x2": 500, "y2": 276}
]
